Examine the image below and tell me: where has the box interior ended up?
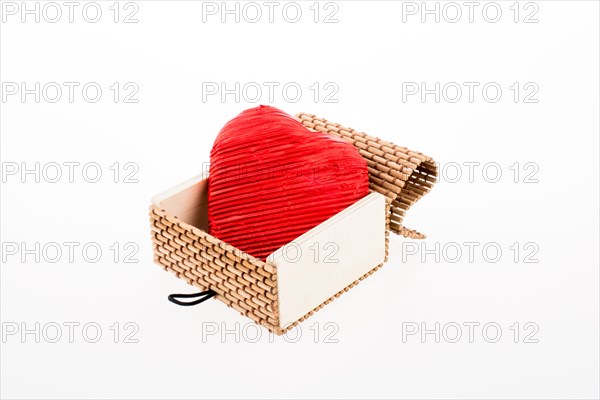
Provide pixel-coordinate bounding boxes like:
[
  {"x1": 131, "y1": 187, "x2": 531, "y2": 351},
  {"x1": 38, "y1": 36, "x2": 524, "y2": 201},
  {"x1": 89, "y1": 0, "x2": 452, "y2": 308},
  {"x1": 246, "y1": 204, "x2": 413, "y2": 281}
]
[{"x1": 152, "y1": 174, "x2": 208, "y2": 231}]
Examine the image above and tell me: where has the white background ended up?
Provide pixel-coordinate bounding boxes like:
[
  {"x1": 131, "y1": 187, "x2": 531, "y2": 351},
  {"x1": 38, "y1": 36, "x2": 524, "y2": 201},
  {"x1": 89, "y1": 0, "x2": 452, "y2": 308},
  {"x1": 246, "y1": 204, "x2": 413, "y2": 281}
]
[{"x1": 1, "y1": 1, "x2": 599, "y2": 398}]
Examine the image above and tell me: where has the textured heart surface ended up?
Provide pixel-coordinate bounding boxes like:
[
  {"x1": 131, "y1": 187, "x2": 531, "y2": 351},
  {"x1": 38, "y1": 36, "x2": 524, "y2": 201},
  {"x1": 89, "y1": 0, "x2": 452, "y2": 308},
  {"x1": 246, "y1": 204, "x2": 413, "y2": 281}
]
[{"x1": 208, "y1": 105, "x2": 369, "y2": 261}]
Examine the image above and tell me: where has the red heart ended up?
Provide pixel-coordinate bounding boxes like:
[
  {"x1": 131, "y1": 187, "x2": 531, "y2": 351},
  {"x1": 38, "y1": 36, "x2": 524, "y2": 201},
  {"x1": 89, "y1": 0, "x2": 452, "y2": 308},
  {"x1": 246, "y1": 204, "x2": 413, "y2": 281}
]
[{"x1": 208, "y1": 105, "x2": 369, "y2": 261}]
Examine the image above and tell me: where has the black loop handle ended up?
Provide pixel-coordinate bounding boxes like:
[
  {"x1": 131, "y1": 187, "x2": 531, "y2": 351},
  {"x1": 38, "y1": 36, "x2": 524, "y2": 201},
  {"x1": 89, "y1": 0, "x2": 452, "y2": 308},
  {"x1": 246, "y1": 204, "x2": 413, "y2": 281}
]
[{"x1": 168, "y1": 290, "x2": 217, "y2": 306}]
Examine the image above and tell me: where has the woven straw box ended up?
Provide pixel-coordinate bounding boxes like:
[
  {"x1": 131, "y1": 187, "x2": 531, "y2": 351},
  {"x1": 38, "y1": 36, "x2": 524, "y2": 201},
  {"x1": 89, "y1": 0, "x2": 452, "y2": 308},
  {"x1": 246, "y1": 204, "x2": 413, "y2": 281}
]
[{"x1": 149, "y1": 113, "x2": 437, "y2": 335}]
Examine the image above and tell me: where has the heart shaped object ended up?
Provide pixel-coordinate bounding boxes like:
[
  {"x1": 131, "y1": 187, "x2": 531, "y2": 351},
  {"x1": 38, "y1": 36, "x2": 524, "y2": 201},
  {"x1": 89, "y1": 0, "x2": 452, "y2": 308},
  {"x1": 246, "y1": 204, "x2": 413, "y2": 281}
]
[{"x1": 208, "y1": 105, "x2": 369, "y2": 261}]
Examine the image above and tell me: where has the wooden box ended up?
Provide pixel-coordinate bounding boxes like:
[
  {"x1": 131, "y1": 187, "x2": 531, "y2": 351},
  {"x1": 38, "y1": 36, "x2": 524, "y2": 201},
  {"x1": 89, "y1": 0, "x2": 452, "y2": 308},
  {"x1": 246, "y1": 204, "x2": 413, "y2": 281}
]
[{"x1": 149, "y1": 113, "x2": 437, "y2": 334}]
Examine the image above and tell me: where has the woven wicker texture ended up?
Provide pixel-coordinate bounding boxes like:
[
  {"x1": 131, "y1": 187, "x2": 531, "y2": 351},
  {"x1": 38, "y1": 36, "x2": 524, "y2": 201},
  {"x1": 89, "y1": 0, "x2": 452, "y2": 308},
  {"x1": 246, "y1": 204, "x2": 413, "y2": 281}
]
[
  {"x1": 150, "y1": 201, "x2": 389, "y2": 335},
  {"x1": 150, "y1": 112, "x2": 436, "y2": 334},
  {"x1": 295, "y1": 113, "x2": 438, "y2": 239},
  {"x1": 150, "y1": 206, "x2": 282, "y2": 330}
]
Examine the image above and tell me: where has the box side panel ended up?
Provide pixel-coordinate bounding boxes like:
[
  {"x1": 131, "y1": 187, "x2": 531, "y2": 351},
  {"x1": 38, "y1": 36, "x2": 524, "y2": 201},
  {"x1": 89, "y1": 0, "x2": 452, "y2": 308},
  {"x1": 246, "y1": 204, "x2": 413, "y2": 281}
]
[
  {"x1": 149, "y1": 206, "x2": 281, "y2": 332},
  {"x1": 276, "y1": 201, "x2": 391, "y2": 334},
  {"x1": 272, "y1": 193, "x2": 387, "y2": 329}
]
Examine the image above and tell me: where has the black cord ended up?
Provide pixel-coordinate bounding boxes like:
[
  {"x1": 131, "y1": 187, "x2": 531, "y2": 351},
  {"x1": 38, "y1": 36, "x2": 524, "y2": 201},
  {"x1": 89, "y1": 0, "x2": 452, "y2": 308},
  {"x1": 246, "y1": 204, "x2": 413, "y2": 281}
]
[{"x1": 168, "y1": 290, "x2": 217, "y2": 306}]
